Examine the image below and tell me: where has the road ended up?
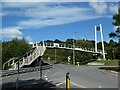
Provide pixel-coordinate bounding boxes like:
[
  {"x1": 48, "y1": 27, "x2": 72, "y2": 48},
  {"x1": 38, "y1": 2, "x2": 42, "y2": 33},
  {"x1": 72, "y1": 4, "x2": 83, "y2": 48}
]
[
  {"x1": 1, "y1": 64, "x2": 119, "y2": 88},
  {"x1": 46, "y1": 64, "x2": 118, "y2": 88}
]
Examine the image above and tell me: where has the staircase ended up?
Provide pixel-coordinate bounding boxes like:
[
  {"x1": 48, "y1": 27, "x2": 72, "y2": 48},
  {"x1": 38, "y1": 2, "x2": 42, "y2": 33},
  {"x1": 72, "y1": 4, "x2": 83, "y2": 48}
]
[{"x1": 3, "y1": 45, "x2": 46, "y2": 70}]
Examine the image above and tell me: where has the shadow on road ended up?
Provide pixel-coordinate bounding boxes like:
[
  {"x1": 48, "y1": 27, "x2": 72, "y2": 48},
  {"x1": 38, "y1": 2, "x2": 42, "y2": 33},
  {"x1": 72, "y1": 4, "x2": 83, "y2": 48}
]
[
  {"x1": 2, "y1": 79, "x2": 119, "y2": 90},
  {"x1": 2, "y1": 79, "x2": 57, "y2": 90}
]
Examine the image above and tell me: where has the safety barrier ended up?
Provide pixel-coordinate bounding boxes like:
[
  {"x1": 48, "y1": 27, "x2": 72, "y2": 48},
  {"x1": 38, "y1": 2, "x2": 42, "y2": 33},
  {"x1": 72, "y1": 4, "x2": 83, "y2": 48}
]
[{"x1": 1, "y1": 65, "x2": 52, "y2": 77}]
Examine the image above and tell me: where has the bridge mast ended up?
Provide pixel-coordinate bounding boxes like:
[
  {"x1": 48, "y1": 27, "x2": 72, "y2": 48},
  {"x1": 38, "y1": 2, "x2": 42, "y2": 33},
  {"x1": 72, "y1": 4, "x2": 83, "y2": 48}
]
[
  {"x1": 95, "y1": 24, "x2": 106, "y2": 60},
  {"x1": 100, "y1": 24, "x2": 106, "y2": 60},
  {"x1": 95, "y1": 26, "x2": 97, "y2": 53}
]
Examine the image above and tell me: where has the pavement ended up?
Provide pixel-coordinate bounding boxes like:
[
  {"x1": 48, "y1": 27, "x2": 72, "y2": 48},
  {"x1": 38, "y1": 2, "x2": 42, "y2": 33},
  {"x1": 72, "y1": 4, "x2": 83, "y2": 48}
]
[{"x1": 0, "y1": 64, "x2": 119, "y2": 89}]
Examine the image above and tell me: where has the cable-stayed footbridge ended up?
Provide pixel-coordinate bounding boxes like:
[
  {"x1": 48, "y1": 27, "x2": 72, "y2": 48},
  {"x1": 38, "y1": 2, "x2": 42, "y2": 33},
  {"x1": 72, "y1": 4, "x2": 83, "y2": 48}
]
[{"x1": 3, "y1": 42, "x2": 106, "y2": 70}]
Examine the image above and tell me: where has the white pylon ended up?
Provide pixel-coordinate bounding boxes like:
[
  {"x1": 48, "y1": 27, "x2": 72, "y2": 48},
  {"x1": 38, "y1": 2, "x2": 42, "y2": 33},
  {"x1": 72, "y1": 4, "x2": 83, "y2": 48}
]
[
  {"x1": 100, "y1": 24, "x2": 106, "y2": 60},
  {"x1": 94, "y1": 24, "x2": 106, "y2": 60},
  {"x1": 95, "y1": 26, "x2": 97, "y2": 53}
]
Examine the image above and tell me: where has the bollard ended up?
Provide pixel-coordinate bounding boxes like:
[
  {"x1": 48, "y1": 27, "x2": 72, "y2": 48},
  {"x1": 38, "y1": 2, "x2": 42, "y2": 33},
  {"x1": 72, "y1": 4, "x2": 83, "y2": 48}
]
[{"x1": 66, "y1": 72, "x2": 70, "y2": 90}]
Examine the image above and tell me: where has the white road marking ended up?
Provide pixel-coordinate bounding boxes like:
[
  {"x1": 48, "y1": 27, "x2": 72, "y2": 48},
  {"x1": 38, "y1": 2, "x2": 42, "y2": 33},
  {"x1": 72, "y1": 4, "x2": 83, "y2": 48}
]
[
  {"x1": 55, "y1": 80, "x2": 86, "y2": 88},
  {"x1": 70, "y1": 81, "x2": 86, "y2": 88},
  {"x1": 56, "y1": 81, "x2": 65, "y2": 86}
]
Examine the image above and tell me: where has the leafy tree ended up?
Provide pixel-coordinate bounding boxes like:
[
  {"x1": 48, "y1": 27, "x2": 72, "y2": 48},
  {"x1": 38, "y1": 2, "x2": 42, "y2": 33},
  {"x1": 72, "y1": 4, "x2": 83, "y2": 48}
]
[
  {"x1": 54, "y1": 39, "x2": 63, "y2": 43},
  {"x1": 44, "y1": 40, "x2": 53, "y2": 43},
  {"x1": 109, "y1": 2, "x2": 120, "y2": 43},
  {"x1": 2, "y1": 38, "x2": 32, "y2": 64},
  {"x1": 109, "y1": 2, "x2": 120, "y2": 59},
  {"x1": 65, "y1": 39, "x2": 74, "y2": 45}
]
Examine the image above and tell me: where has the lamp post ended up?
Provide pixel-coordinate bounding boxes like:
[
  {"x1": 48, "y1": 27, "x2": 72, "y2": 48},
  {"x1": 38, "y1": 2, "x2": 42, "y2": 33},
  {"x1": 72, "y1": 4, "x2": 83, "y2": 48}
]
[{"x1": 73, "y1": 32, "x2": 76, "y2": 65}]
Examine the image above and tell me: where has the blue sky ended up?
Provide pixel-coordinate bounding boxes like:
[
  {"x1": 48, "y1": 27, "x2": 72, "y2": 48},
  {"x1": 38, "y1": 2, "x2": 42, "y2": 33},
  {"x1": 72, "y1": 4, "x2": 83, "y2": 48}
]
[{"x1": 1, "y1": 1, "x2": 119, "y2": 43}]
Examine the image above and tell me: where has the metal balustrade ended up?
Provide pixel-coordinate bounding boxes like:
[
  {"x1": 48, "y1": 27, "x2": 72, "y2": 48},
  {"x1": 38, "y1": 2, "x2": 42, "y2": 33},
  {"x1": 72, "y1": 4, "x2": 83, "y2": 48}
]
[
  {"x1": 3, "y1": 43, "x2": 46, "y2": 70},
  {"x1": 43, "y1": 42, "x2": 104, "y2": 54}
]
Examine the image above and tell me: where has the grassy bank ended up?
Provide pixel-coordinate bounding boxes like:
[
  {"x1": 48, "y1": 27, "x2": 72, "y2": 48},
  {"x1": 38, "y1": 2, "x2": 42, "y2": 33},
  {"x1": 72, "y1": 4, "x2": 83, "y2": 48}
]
[{"x1": 90, "y1": 60, "x2": 119, "y2": 66}]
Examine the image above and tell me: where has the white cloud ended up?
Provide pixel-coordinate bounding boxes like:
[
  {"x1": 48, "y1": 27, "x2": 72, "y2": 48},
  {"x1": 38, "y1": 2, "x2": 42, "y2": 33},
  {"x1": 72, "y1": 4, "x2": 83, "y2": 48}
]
[
  {"x1": 2, "y1": 2, "x2": 118, "y2": 29},
  {"x1": 1, "y1": 27, "x2": 33, "y2": 42},
  {"x1": 89, "y1": 0, "x2": 118, "y2": 15},
  {"x1": 2, "y1": 2, "x2": 40, "y2": 8},
  {"x1": 109, "y1": 4, "x2": 118, "y2": 14},
  {"x1": 16, "y1": 3, "x2": 103, "y2": 29},
  {"x1": 1, "y1": 27, "x2": 23, "y2": 39},
  {"x1": 89, "y1": 0, "x2": 108, "y2": 14}
]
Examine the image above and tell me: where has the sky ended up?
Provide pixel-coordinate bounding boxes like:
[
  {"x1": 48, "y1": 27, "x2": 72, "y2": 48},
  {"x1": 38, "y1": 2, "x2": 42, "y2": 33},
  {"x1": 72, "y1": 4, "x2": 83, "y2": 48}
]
[{"x1": 0, "y1": 0, "x2": 119, "y2": 43}]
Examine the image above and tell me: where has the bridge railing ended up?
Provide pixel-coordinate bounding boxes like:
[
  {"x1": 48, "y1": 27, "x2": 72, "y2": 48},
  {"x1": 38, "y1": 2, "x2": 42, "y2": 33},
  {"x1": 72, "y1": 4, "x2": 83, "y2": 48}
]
[
  {"x1": 33, "y1": 42, "x2": 107, "y2": 55},
  {"x1": 3, "y1": 44, "x2": 47, "y2": 70},
  {"x1": 39, "y1": 42, "x2": 104, "y2": 54}
]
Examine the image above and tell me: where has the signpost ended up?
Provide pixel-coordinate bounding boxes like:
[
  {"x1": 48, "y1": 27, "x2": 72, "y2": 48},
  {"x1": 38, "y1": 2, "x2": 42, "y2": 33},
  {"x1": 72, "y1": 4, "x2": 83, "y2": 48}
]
[
  {"x1": 67, "y1": 56, "x2": 71, "y2": 64},
  {"x1": 39, "y1": 56, "x2": 42, "y2": 86},
  {"x1": 16, "y1": 59, "x2": 19, "y2": 90}
]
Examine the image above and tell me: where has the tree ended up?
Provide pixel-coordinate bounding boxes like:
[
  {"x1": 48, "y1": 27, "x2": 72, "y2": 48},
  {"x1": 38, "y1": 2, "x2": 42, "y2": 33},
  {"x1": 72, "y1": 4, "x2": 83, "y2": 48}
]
[
  {"x1": 109, "y1": 2, "x2": 120, "y2": 59},
  {"x1": 109, "y1": 1, "x2": 120, "y2": 43},
  {"x1": 54, "y1": 39, "x2": 63, "y2": 43},
  {"x1": 2, "y1": 38, "x2": 32, "y2": 64},
  {"x1": 65, "y1": 39, "x2": 74, "y2": 45}
]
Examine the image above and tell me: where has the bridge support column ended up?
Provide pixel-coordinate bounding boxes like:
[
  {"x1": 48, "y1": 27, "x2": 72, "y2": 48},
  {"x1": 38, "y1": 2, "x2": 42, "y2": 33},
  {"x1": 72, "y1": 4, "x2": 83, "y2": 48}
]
[
  {"x1": 95, "y1": 26, "x2": 97, "y2": 53},
  {"x1": 100, "y1": 24, "x2": 106, "y2": 60},
  {"x1": 95, "y1": 24, "x2": 106, "y2": 60}
]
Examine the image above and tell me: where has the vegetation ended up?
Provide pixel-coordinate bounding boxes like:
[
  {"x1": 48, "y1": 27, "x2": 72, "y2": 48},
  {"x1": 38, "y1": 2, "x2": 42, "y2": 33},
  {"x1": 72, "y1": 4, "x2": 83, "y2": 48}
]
[
  {"x1": 91, "y1": 60, "x2": 119, "y2": 66},
  {"x1": 100, "y1": 66, "x2": 120, "y2": 72},
  {"x1": 2, "y1": 39, "x2": 119, "y2": 67},
  {"x1": 109, "y1": 2, "x2": 120, "y2": 42},
  {"x1": 2, "y1": 38, "x2": 32, "y2": 64},
  {"x1": 43, "y1": 48, "x2": 93, "y2": 64},
  {"x1": 42, "y1": 39, "x2": 120, "y2": 64}
]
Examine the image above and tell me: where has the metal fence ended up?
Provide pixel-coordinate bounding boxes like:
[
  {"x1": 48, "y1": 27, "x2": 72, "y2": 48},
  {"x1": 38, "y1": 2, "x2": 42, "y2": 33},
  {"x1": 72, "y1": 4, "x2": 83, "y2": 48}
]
[{"x1": 1, "y1": 65, "x2": 52, "y2": 77}]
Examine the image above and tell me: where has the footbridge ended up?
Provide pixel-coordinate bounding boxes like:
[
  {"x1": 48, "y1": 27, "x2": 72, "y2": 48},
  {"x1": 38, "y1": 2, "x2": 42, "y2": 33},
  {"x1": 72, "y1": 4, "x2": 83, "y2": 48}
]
[
  {"x1": 33, "y1": 42, "x2": 105, "y2": 54},
  {"x1": 3, "y1": 42, "x2": 106, "y2": 70},
  {"x1": 3, "y1": 44, "x2": 46, "y2": 70}
]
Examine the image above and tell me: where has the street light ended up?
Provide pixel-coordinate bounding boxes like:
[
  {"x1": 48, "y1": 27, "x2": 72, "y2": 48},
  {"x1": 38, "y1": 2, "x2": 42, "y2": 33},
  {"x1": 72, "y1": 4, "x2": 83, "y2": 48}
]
[{"x1": 73, "y1": 32, "x2": 76, "y2": 65}]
